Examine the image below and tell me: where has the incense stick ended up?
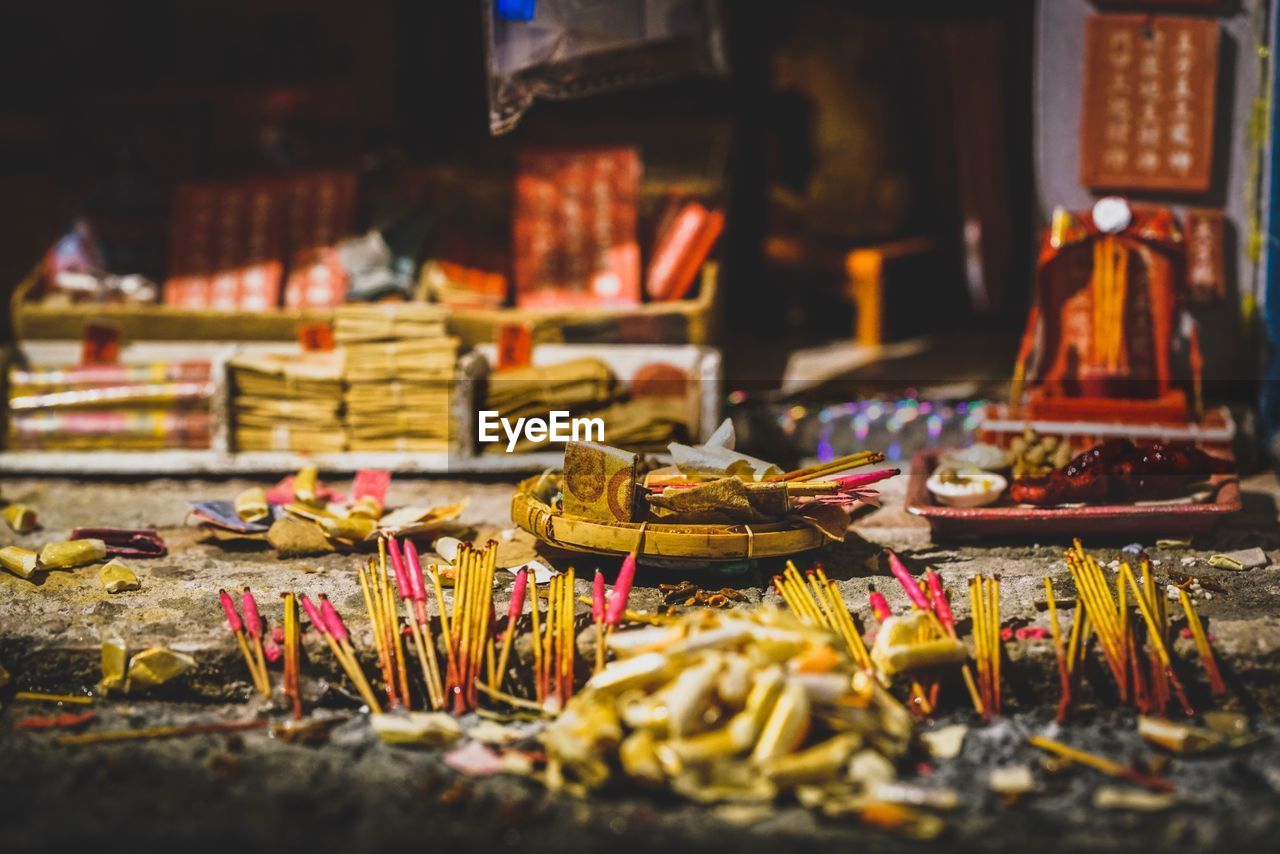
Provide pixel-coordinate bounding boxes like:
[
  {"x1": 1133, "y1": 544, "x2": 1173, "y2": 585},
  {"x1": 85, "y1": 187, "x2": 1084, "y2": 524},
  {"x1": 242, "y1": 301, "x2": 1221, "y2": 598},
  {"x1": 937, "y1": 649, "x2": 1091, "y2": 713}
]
[
  {"x1": 1178, "y1": 587, "x2": 1227, "y2": 697},
  {"x1": 1029, "y1": 734, "x2": 1175, "y2": 793},
  {"x1": 281, "y1": 591, "x2": 302, "y2": 720},
  {"x1": 300, "y1": 593, "x2": 381, "y2": 712},
  {"x1": 1044, "y1": 578, "x2": 1072, "y2": 723},
  {"x1": 56, "y1": 719, "x2": 268, "y2": 746}
]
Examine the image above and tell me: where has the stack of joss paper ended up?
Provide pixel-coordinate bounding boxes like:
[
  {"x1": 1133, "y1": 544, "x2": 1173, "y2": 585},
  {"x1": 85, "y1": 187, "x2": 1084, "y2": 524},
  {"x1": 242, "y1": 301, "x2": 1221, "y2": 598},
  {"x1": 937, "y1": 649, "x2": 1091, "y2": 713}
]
[
  {"x1": 228, "y1": 350, "x2": 345, "y2": 452},
  {"x1": 484, "y1": 357, "x2": 696, "y2": 453},
  {"x1": 7, "y1": 361, "x2": 214, "y2": 450},
  {"x1": 336, "y1": 304, "x2": 457, "y2": 452}
]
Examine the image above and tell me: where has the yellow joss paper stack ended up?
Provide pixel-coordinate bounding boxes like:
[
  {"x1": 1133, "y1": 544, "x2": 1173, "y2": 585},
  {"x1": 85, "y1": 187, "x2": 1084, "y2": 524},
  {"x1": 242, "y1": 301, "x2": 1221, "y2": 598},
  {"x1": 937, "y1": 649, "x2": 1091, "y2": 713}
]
[
  {"x1": 336, "y1": 304, "x2": 457, "y2": 452},
  {"x1": 228, "y1": 350, "x2": 345, "y2": 452}
]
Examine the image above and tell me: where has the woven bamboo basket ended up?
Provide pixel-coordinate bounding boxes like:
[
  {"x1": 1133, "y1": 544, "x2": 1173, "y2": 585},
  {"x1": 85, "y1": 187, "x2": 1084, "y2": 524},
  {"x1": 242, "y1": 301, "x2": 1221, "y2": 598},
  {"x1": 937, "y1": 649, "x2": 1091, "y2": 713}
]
[{"x1": 510, "y1": 473, "x2": 827, "y2": 563}]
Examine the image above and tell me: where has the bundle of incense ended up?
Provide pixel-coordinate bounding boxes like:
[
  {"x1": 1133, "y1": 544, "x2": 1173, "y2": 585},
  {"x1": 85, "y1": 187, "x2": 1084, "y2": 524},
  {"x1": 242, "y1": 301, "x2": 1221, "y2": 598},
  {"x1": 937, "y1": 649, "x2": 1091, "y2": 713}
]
[
  {"x1": 1066, "y1": 541, "x2": 1193, "y2": 716},
  {"x1": 883, "y1": 551, "x2": 944, "y2": 716},
  {"x1": 1178, "y1": 586, "x2": 1227, "y2": 696},
  {"x1": 772, "y1": 561, "x2": 873, "y2": 672},
  {"x1": 242, "y1": 589, "x2": 271, "y2": 696},
  {"x1": 1028, "y1": 735, "x2": 1175, "y2": 793},
  {"x1": 444, "y1": 541, "x2": 498, "y2": 713},
  {"x1": 1120, "y1": 561, "x2": 1193, "y2": 717},
  {"x1": 492, "y1": 567, "x2": 529, "y2": 693},
  {"x1": 1065, "y1": 543, "x2": 1129, "y2": 700},
  {"x1": 968, "y1": 574, "x2": 1002, "y2": 719},
  {"x1": 1142, "y1": 557, "x2": 1171, "y2": 714},
  {"x1": 357, "y1": 555, "x2": 405, "y2": 709},
  {"x1": 648, "y1": 468, "x2": 900, "y2": 495},
  {"x1": 1044, "y1": 578, "x2": 1073, "y2": 723},
  {"x1": 219, "y1": 590, "x2": 269, "y2": 697},
  {"x1": 539, "y1": 568, "x2": 577, "y2": 708},
  {"x1": 318, "y1": 594, "x2": 383, "y2": 712},
  {"x1": 926, "y1": 569, "x2": 984, "y2": 717},
  {"x1": 300, "y1": 594, "x2": 381, "y2": 712},
  {"x1": 388, "y1": 537, "x2": 445, "y2": 709},
  {"x1": 767, "y1": 450, "x2": 885, "y2": 483},
  {"x1": 281, "y1": 592, "x2": 302, "y2": 720}
]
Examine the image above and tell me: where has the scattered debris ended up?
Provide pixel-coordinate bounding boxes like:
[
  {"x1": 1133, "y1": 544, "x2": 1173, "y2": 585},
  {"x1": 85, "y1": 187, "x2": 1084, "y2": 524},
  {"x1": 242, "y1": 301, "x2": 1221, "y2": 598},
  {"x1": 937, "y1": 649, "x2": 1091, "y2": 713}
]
[
  {"x1": 1138, "y1": 715, "x2": 1223, "y2": 754},
  {"x1": 370, "y1": 712, "x2": 462, "y2": 746},
  {"x1": 541, "y1": 606, "x2": 915, "y2": 825},
  {"x1": 1156, "y1": 539, "x2": 1192, "y2": 549},
  {"x1": 98, "y1": 635, "x2": 128, "y2": 695},
  {"x1": 98, "y1": 558, "x2": 140, "y2": 593},
  {"x1": 658, "y1": 580, "x2": 749, "y2": 609},
  {"x1": 442, "y1": 740, "x2": 507, "y2": 776},
  {"x1": 1093, "y1": 785, "x2": 1180, "y2": 811},
  {"x1": 2, "y1": 503, "x2": 38, "y2": 533},
  {"x1": 38, "y1": 538, "x2": 107, "y2": 570},
  {"x1": 920, "y1": 724, "x2": 967, "y2": 760},
  {"x1": 989, "y1": 765, "x2": 1035, "y2": 795},
  {"x1": 1208, "y1": 548, "x2": 1268, "y2": 571},
  {"x1": 0, "y1": 546, "x2": 40, "y2": 580},
  {"x1": 14, "y1": 710, "x2": 96, "y2": 731},
  {"x1": 1029, "y1": 735, "x2": 1173, "y2": 793},
  {"x1": 71, "y1": 527, "x2": 166, "y2": 558},
  {"x1": 267, "y1": 517, "x2": 336, "y2": 557},
  {"x1": 125, "y1": 647, "x2": 196, "y2": 691}
]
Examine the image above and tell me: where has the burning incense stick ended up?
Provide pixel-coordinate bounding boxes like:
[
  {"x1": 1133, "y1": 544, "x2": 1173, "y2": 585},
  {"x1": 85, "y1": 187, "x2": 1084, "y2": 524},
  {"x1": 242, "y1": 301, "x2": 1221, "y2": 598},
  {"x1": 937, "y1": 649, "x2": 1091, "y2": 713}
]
[
  {"x1": 968, "y1": 575, "x2": 1003, "y2": 719},
  {"x1": 300, "y1": 594, "x2": 381, "y2": 712},
  {"x1": 219, "y1": 589, "x2": 269, "y2": 697},
  {"x1": 1178, "y1": 587, "x2": 1226, "y2": 697},
  {"x1": 1028, "y1": 734, "x2": 1175, "y2": 793},
  {"x1": 770, "y1": 450, "x2": 885, "y2": 483},
  {"x1": 317, "y1": 594, "x2": 382, "y2": 712}
]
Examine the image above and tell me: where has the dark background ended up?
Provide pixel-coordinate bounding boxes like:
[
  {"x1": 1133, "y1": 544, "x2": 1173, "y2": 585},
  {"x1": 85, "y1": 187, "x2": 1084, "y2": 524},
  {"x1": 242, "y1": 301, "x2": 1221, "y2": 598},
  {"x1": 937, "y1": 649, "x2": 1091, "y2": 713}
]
[{"x1": 0, "y1": 0, "x2": 1035, "y2": 387}]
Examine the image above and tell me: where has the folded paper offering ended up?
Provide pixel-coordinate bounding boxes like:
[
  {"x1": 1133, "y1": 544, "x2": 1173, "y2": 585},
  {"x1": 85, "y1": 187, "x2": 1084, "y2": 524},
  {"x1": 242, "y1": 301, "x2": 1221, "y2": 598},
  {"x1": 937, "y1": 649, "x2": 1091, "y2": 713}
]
[
  {"x1": 668, "y1": 418, "x2": 781, "y2": 481},
  {"x1": 70, "y1": 527, "x2": 167, "y2": 558},
  {"x1": 563, "y1": 441, "x2": 640, "y2": 523}
]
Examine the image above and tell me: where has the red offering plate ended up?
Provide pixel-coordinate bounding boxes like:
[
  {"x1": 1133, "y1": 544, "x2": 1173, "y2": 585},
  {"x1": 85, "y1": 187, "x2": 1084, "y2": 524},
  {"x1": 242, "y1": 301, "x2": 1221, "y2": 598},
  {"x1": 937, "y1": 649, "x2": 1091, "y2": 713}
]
[{"x1": 904, "y1": 449, "x2": 1241, "y2": 539}]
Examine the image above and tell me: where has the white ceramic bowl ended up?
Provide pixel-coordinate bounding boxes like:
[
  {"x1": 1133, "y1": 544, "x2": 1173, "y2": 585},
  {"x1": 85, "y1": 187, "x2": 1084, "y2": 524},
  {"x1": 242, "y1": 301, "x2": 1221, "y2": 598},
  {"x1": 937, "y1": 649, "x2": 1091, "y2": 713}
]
[{"x1": 926, "y1": 469, "x2": 1008, "y2": 508}]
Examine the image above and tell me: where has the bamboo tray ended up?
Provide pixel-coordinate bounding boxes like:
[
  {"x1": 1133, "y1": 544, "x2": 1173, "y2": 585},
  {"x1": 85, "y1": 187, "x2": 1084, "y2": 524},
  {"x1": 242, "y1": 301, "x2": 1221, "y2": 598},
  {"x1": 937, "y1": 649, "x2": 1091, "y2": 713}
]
[{"x1": 511, "y1": 473, "x2": 827, "y2": 563}]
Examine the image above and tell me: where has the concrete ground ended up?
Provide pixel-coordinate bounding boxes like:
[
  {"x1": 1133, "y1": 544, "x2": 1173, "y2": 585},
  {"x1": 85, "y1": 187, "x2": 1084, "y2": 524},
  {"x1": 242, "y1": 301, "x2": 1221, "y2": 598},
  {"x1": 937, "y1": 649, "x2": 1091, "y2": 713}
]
[{"x1": 2, "y1": 471, "x2": 1280, "y2": 852}]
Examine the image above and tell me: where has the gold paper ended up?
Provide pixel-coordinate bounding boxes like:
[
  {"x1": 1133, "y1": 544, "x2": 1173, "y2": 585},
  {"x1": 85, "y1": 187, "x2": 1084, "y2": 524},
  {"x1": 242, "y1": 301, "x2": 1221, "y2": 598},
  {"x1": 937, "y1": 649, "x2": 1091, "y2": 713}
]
[
  {"x1": 233, "y1": 487, "x2": 269, "y2": 523},
  {"x1": 125, "y1": 647, "x2": 196, "y2": 691},
  {"x1": 98, "y1": 635, "x2": 128, "y2": 695},
  {"x1": 99, "y1": 558, "x2": 141, "y2": 593},
  {"x1": 2, "y1": 503, "x2": 38, "y2": 534},
  {"x1": 0, "y1": 545, "x2": 40, "y2": 580},
  {"x1": 38, "y1": 538, "x2": 107, "y2": 570},
  {"x1": 562, "y1": 441, "x2": 638, "y2": 523}
]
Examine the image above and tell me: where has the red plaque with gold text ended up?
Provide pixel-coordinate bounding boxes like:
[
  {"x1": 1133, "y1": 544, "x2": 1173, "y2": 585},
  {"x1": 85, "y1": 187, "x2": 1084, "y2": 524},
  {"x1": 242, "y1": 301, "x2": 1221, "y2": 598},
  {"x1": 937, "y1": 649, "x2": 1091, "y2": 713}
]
[{"x1": 1080, "y1": 15, "x2": 1219, "y2": 193}]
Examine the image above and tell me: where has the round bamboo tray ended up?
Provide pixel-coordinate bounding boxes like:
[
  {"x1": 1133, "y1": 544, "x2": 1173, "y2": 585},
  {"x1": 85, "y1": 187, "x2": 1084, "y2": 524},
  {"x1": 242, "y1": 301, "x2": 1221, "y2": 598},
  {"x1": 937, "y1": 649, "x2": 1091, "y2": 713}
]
[{"x1": 511, "y1": 473, "x2": 826, "y2": 563}]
